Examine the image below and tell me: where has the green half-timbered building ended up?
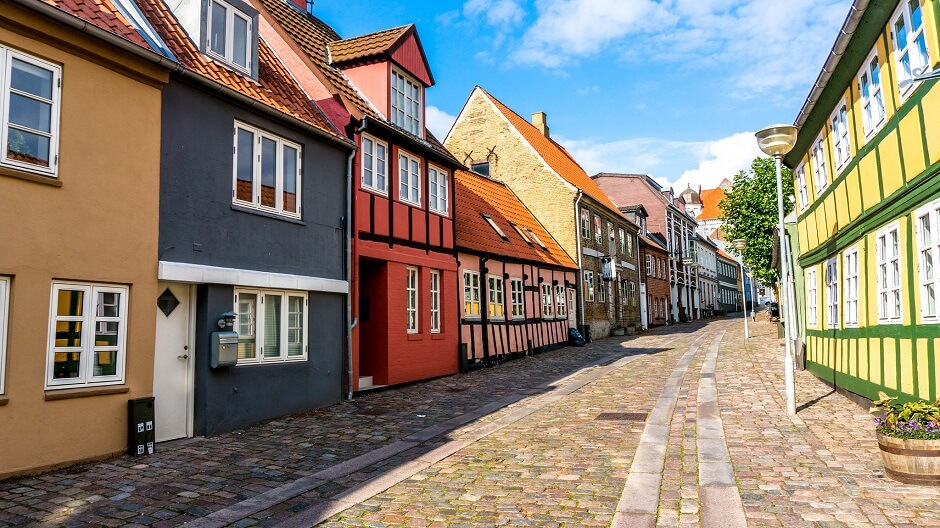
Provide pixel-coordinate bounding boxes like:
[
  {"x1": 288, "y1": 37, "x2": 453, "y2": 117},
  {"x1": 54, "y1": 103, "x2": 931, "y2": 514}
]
[{"x1": 787, "y1": 0, "x2": 940, "y2": 403}]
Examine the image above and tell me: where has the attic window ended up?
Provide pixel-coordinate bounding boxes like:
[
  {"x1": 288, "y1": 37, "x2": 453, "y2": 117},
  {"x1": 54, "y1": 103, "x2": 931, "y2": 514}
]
[
  {"x1": 525, "y1": 228, "x2": 547, "y2": 250},
  {"x1": 482, "y1": 214, "x2": 508, "y2": 241},
  {"x1": 391, "y1": 68, "x2": 422, "y2": 136},
  {"x1": 510, "y1": 223, "x2": 532, "y2": 245},
  {"x1": 471, "y1": 162, "x2": 489, "y2": 176},
  {"x1": 208, "y1": 0, "x2": 252, "y2": 73}
]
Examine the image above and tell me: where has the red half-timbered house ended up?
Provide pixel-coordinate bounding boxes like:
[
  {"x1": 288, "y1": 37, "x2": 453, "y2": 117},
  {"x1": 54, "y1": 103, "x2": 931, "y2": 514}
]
[{"x1": 258, "y1": 0, "x2": 463, "y2": 390}]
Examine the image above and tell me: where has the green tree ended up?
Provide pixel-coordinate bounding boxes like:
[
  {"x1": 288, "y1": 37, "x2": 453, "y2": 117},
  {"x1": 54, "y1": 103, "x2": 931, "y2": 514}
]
[{"x1": 719, "y1": 156, "x2": 794, "y2": 286}]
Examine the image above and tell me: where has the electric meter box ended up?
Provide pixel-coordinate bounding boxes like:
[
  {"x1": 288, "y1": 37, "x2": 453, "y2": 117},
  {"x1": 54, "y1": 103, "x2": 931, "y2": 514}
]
[{"x1": 211, "y1": 331, "x2": 238, "y2": 369}]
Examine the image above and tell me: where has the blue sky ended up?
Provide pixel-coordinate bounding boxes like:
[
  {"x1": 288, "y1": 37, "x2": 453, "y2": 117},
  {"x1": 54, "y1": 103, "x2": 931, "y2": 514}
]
[{"x1": 312, "y1": 0, "x2": 852, "y2": 190}]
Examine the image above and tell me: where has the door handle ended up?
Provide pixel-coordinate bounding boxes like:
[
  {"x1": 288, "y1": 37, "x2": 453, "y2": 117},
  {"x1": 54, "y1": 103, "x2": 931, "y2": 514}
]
[{"x1": 177, "y1": 354, "x2": 190, "y2": 359}]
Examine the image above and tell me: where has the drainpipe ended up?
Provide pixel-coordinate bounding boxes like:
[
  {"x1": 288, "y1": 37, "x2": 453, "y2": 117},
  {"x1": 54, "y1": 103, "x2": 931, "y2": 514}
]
[
  {"x1": 344, "y1": 130, "x2": 359, "y2": 402},
  {"x1": 574, "y1": 191, "x2": 585, "y2": 329}
]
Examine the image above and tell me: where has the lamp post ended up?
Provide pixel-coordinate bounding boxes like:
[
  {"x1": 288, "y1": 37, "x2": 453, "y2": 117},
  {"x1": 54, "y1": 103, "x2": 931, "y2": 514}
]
[
  {"x1": 755, "y1": 124, "x2": 798, "y2": 416},
  {"x1": 732, "y1": 239, "x2": 749, "y2": 340}
]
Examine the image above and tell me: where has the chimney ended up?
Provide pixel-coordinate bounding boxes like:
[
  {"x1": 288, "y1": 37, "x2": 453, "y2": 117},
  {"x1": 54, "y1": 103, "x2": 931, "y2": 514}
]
[{"x1": 532, "y1": 112, "x2": 549, "y2": 137}]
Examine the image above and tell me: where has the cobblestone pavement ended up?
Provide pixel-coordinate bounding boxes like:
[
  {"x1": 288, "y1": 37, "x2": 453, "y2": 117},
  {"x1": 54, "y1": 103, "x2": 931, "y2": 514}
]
[{"x1": 3, "y1": 318, "x2": 940, "y2": 528}]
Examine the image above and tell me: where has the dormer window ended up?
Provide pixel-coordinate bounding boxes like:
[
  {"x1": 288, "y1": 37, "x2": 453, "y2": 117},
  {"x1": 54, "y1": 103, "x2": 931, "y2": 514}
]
[
  {"x1": 391, "y1": 68, "x2": 422, "y2": 136},
  {"x1": 208, "y1": 0, "x2": 252, "y2": 73}
]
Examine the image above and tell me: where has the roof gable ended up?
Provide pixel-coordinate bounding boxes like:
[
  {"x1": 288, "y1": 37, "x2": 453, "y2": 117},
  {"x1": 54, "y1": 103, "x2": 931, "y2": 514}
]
[
  {"x1": 328, "y1": 24, "x2": 433, "y2": 86},
  {"x1": 697, "y1": 187, "x2": 727, "y2": 220}
]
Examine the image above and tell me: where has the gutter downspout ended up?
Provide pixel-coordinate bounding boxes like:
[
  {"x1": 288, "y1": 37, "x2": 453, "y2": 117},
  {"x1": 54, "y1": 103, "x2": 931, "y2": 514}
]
[
  {"x1": 344, "y1": 146, "x2": 357, "y2": 402},
  {"x1": 574, "y1": 191, "x2": 585, "y2": 330}
]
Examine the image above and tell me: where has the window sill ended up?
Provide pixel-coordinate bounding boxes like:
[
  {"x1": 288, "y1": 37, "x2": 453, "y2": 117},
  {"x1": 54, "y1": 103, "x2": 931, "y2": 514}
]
[
  {"x1": 431, "y1": 332, "x2": 444, "y2": 340},
  {"x1": 0, "y1": 165, "x2": 61, "y2": 187},
  {"x1": 407, "y1": 333, "x2": 423, "y2": 341},
  {"x1": 44, "y1": 385, "x2": 129, "y2": 401},
  {"x1": 0, "y1": 395, "x2": 7, "y2": 406},
  {"x1": 231, "y1": 204, "x2": 305, "y2": 225},
  {"x1": 361, "y1": 185, "x2": 389, "y2": 197}
]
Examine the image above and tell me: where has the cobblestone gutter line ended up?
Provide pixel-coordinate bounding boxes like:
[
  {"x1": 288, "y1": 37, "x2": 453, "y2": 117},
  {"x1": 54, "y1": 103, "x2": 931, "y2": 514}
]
[{"x1": 610, "y1": 330, "x2": 716, "y2": 528}]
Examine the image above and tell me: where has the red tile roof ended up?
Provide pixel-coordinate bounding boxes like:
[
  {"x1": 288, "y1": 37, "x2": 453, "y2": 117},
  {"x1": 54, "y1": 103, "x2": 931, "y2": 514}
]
[
  {"x1": 697, "y1": 187, "x2": 727, "y2": 220},
  {"x1": 328, "y1": 25, "x2": 410, "y2": 64},
  {"x1": 717, "y1": 248, "x2": 738, "y2": 262},
  {"x1": 456, "y1": 170, "x2": 576, "y2": 269},
  {"x1": 42, "y1": 0, "x2": 152, "y2": 49},
  {"x1": 478, "y1": 88, "x2": 621, "y2": 215},
  {"x1": 134, "y1": 0, "x2": 343, "y2": 140}
]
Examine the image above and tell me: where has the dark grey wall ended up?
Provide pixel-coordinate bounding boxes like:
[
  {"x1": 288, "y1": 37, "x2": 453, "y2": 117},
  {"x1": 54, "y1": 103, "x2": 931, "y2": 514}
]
[
  {"x1": 159, "y1": 80, "x2": 347, "y2": 280},
  {"x1": 193, "y1": 284, "x2": 344, "y2": 436}
]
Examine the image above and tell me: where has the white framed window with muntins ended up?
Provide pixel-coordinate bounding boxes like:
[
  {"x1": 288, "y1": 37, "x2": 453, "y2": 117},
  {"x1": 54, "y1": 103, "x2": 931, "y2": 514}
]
[
  {"x1": 233, "y1": 122, "x2": 301, "y2": 218},
  {"x1": 893, "y1": 0, "x2": 930, "y2": 97},
  {"x1": 234, "y1": 289, "x2": 307, "y2": 364},
  {"x1": 916, "y1": 202, "x2": 940, "y2": 322},
  {"x1": 796, "y1": 163, "x2": 809, "y2": 211},
  {"x1": 510, "y1": 278, "x2": 524, "y2": 319},
  {"x1": 428, "y1": 165, "x2": 448, "y2": 215},
  {"x1": 859, "y1": 51, "x2": 886, "y2": 137},
  {"x1": 361, "y1": 134, "x2": 387, "y2": 193},
  {"x1": 0, "y1": 277, "x2": 8, "y2": 395},
  {"x1": 811, "y1": 134, "x2": 828, "y2": 194},
  {"x1": 463, "y1": 271, "x2": 480, "y2": 318},
  {"x1": 825, "y1": 257, "x2": 839, "y2": 329},
  {"x1": 844, "y1": 245, "x2": 860, "y2": 327},
  {"x1": 46, "y1": 282, "x2": 128, "y2": 389},
  {"x1": 429, "y1": 270, "x2": 441, "y2": 333},
  {"x1": 541, "y1": 283, "x2": 554, "y2": 318},
  {"x1": 406, "y1": 267, "x2": 418, "y2": 333},
  {"x1": 806, "y1": 268, "x2": 818, "y2": 328},
  {"x1": 877, "y1": 222, "x2": 903, "y2": 324},
  {"x1": 398, "y1": 151, "x2": 421, "y2": 205},
  {"x1": 207, "y1": 0, "x2": 252, "y2": 73},
  {"x1": 830, "y1": 101, "x2": 851, "y2": 170},
  {"x1": 0, "y1": 48, "x2": 61, "y2": 176},
  {"x1": 391, "y1": 68, "x2": 422, "y2": 136},
  {"x1": 555, "y1": 284, "x2": 567, "y2": 318},
  {"x1": 583, "y1": 270, "x2": 594, "y2": 302},
  {"x1": 488, "y1": 276, "x2": 505, "y2": 319}
]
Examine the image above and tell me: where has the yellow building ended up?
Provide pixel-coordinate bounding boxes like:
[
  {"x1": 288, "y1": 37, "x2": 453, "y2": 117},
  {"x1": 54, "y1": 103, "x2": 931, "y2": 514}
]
[{"x1": 787, "y1": 0, "x2": 940, "y2": 403}]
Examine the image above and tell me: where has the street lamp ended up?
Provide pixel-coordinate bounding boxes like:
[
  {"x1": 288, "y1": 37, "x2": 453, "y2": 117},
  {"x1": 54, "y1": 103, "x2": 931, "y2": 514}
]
[
  {"x1": 732, "y1": 238, "x2": 749, "y2": 340},
  {"x1": 755, "y1": 124, "x2": 798, "y2": 416}
]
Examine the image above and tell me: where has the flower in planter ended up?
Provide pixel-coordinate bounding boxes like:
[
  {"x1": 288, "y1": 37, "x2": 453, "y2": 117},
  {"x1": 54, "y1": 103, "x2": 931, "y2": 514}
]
[{"x1": 870, "y1": 391, "x2": 940, "y2": 440}]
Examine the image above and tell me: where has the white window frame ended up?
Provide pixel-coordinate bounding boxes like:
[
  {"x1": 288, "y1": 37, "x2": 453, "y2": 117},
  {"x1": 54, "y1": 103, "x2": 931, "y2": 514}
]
[
  {"x1": 859, "y1": 51, "x2": 886, "y2": 138},
  {"x1": 646, "y1": 254, "x2": 653, "y2": 276},
  {"x1": 597, "y1": 276, "x2": 607, "y2": 303},
  {"x1": 583, "y1": 270, "x2": 594, "y2": 302},
  {"x1": 844, "y1": 245, "x2": 860, "y2": 327},
  {"x1": 893, "y1": 0, "x2": 930, "y2": 98},
  {"x1": 398, "y1": 150, "x2": 421, "y2": 205},
  {"x1": 555, "y1": 284, "x2": 567, "y2": 318},
  {"x1": 361, "y1": 134, "x2": 387, "y2": 194},
  {"x1": 234, "y1": 289, "x2": 308, "y2": 364},
  {"x1": 488, "y1": 275, "x2": 505, "y2": 319},
  {"x1": 806, "y1": 267, "x2": 818, "y2": 328},
  {"x1": 594, "y1": 215, "x2": 602, "y2": 244},
  {"x1": 580, "y1": 210, "x2": 591, "y2": 239},
  {"x1": 406, "y1": 267, "x2": 419, "y2": 333},
  {"x1": 541, "y1": 283, "x2": 554, "y2": 319},
  {"x1": 630, "y1": 281, "x2": 637, "y2": 306},
  {"x1": 46, "y1": 282, "x2": 129, "y2": 389},
  {"x1": 811, "y1": 134, "x2": 828, "y2": 194},
  {"x1": 207, "y1": 0, "x2": 252, "y2": 73},
  {"x1": 233, "y1": 121, "x2": 302, "y2": 218},
  {"x1": 877, "y1": 222, "x2": 903, "y2": 324},
  {"x1": 0, "y1": 48, "x2": 62, "y2": 176},
  {"x1": 391, "y1": 68, "x2": 422, "y2": 136},
  {"x1": 826, "y1": 257, "x2": 839, "y2": 329},
  {"x1": 0, "y1": 277, "x2": 8, "y2": 394},
  {"x1": 482, "y1": 214, "x2": 509, "y2": 240},
  {"x1": 430, "y1": 270, "x2": 441, "y2": 333},
  {"x1": 619, "y1": 228, "x2": 626, "y2": 254},
  {"x1": 428, "y1": 165, "x2": 449, "y2": 215},
  {"x1": 510, "y1": 278, "x2": 524, "y2": 319},
  {"x1": 916, "y1": 201, "x2": 940, "y2": 323},
  {"x1": 796, "y1": 163, "x2": 808, "y2": 211},
  {"x1": 830, "y1": 101, "x2": 852, "y2": 170},
  {"x1": 464, "y1": 271, "x2": 481, "y2": 318}
]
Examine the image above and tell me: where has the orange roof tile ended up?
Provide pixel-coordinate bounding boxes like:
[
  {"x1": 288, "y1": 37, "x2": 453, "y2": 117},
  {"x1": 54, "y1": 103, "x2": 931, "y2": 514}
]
[
  {"x1": 43, "y1": 0, "x2": 152, "y2": 49},
  {"x1": 717, "y1": 248, "x2": 738, "y2": 262},
  {"x1": 456, "y1": 170, "x2": 576, "y2": 269},
  {"x1": 479, "y1": 88, "x2": 621, "y2": 216},
  {"x1": 328, "y1": 25, "x2": 410, "y2": 64},
  {"x1": 697, "y1": 187, "x2": 727, "y2": 220},
  {"x1": 134, "y1": 0, "x2": 342, "y2": 141}
]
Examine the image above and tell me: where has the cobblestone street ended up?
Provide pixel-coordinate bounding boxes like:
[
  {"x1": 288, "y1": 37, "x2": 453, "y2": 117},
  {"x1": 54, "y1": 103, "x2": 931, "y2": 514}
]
[{"x1": 3, "y1": 317, "x2": 940, "y2": 527}]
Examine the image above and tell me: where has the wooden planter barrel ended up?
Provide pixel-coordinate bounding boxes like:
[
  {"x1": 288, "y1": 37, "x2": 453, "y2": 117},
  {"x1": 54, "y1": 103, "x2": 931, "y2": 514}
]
[{"x1": 877, "y1": 432, "x2": 940, "y2": 485}]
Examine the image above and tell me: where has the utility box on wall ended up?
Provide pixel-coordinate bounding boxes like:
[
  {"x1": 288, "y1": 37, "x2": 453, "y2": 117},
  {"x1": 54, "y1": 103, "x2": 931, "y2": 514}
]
[
  {"x1": 211, "y1": 331, "x2": 238, "y2": 368},
  {"x1": 128, "y1": 397, "x2": 155, "y2": 456}
]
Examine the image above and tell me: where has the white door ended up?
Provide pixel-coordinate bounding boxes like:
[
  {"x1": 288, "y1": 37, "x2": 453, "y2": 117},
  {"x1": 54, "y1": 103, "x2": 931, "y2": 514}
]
[
  {"x1": 567, "y1": 288, "x2": 577, "y2": 329},
  {"x1": 639, "y1": 283, "x2": 648, "y2": 330},
  {"x1": 153, "y1": 282, "x2": 194, "y2": 442}
]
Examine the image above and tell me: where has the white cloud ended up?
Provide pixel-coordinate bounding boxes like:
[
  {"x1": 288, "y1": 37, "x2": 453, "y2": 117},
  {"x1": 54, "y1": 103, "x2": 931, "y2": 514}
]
[
  {"x1": 463, "y1": 0, "x2": 525, "y2": 27},
  {"x1": 671, "y1": 132, "x2": 764, "y2": 190},
  {"x1": 426, "y1": 105, "x2": 458, "y2": 139}
]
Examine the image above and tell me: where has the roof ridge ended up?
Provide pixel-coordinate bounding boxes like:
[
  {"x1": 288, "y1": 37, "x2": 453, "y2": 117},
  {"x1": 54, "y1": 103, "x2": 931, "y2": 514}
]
[{"x1": 330, "y1": 23, "x2": 412, "y2": 43}]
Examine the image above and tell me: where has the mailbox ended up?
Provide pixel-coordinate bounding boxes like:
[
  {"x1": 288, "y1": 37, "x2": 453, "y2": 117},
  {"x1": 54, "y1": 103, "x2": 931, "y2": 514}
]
[{"x1": 211, "y1": 331, "x2": 238, "y2": 369}]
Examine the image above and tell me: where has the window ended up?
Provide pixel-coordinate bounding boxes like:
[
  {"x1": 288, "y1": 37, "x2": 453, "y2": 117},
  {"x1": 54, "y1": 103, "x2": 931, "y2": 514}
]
[
  {"x1": 361, "y1": 135, "x2": 387, "y2": 193},
  {"x1": 916, "y1": 203, "x2": 940, "y2": 322},
  {"x1": 583, "y1": 270, "x2": 594, "y2": 302},
  {"x1": 555, "y1": 285, "x2": 567, "y2": 318},
  {"x1": 811, "y1": 134, "x2": 828, "y2": 194},
  {"x1": 831, "y1": 102, "x2": 851, "y2": 169},
  {"x1": 488, "y1": 276, "x2": 504, "y2": 319},
  {"x1": 526, "y1": 228, "x2": 547, "y2": 249},
  {"x1": 893, "y1": 0, "x2": 929, "y2": 95},
  {"x1": 391, "y1": 69, "x2": 422, "y2": 136},
  {"x1": 511, "y1": 223, "x2": 532, "y2": 245},
  {"x1": 594, "y1": 215, "x2": 602, "y2": 243},
  {"x1": 464, "y1": 271, "x2": 481, "y2": 318},
  {"x1": 482, "y1": 214, "x2": 509, "y2": 240},
  {"x1": 0, "y1": 277, "x2": 8, "y2": 394},
  {"x1": 597, "y1": 276, "x2": 606, "y2": 303},
  {"x1": 471, "y1": 162, "x2": 489, "y2": 176},
  {"x1": 510, "y1": 279, "x2": 524, "y2": 319},
  {"x1": 860, "y1": 53, "x2": 886, "y2": 136},
  {"x1": 627, "y1": 232, "x2": 634, "y2": 257},
  {"x1": 541, "y1": 283, "x2": 554, "y2": 318},
  {"x1": 844, "y1": 246, "x2": 860, "y2": 327},
  {"x1": 806, "y1": 268, "x2": 818, "y2": 327},
  {"x1": 826, "y1": 257, "x2": 839, "y2": 328},
  {"x1": 646, "y1": 254, "x2": 653, "y2": 276},
  {"x1": 234, "y1": 122, "x2": 301, "y2": 217},
  {"x1": 406, "y1": 267, "x2": 418, "y2": 333},
  {"x1": 429, "y1": 165, "x2": 448, "y2": 214},
  {"x1": 234, "y1": 289, "x2": 306, "y2": 364},
  {"x1": 877, "y1": 224, "x2": 903, "y2": 323},
  {"x1": 398, "y1": 151, "x2": 421, "y2": 205},
  {"x1": 619, "y1": 228, "x2": 627, "y2": 254},
  {"x1": 207, "y1": 0, "x2": 252, "y2": 72},
  {"x1": 47, "y1": 283, "x2": 128, "y2": 388},
  {"x1": 0, "y1": 48, "x2": 61, "y2": 175},
  {"x1": 630, "y1": 281, "x2": 637, "y2": 306},
  {"x1": 430, "y1": 270, "x2": 441, "y2": 333}
]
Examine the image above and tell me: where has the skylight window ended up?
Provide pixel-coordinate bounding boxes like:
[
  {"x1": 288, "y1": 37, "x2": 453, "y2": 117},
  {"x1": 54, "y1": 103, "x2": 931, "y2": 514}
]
[
  {"x1": 482, "y1": 214, "x2": 508, "y2": 241},
  {"x1": 525, "y1": 228, "x2": 547, "y2": 250},
  {"x1": 510, "y1": 223, "x2": 532, "y2": 245}
]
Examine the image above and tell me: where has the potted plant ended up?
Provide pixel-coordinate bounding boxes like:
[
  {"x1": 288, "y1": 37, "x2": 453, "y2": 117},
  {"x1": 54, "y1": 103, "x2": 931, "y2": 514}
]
[{"x1": 870, "y1": 391, "x2": 940, "y2": 485}]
